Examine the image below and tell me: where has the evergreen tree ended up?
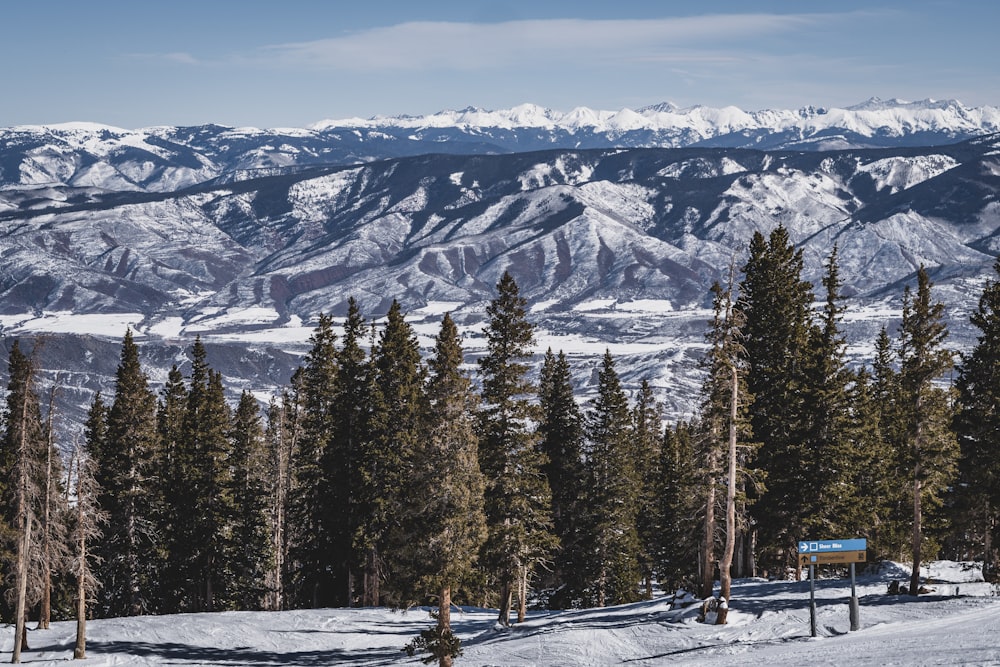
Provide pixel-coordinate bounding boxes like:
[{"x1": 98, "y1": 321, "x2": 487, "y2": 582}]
[
  {"x1": 898, "y1": 266, "x2": 958, "y2": 594},
  {"x1": 168, "y1": 338, "x2": 235, "y2": 611},
  {"x1": 631, "y1": 379, "x2": 663, "y2": 599},
  {"x1": 868, "y1": 328, "x2": 912, "y2": 558},
  {"x1": 797, "y1": 247, "x2": 861, "y2": 537},
  {"x1": 954, "y1": 257, "x2": 1000, "y2": 577},
  {"x1": 738, "y1": 226, "x2": 814, "y2": 570},
  {"x1": 581, "y1": 350, "x2": 642, "y2": 607},
  {"x1": 325, "y1": 297, "x2": 370, "y2": 606},
  {"x1": 94, "y1": 329, "x2": 160, "y2": 617},
  {"x1": 401, "y1": 313, "x2": 486, "y2": 667},
  {"x1": 263, "y1": 374, "x2": 302, "y2": 611},
  {"x1": 287, "y1": 317, "x2": 338, "y2": 607},
  {"x1": 156, "y1": 364, "x2": 189, "y2": 612},
  {"x1": 3, "y1": 341, "x2": 47, "y2": 661},
  {"x1": 37, "y1": 384, "x2": 70, "y2": 629},
  {"x1": 360, "y1": 300, "x2": 426, "y2": 606},
  {"x1": 537, "y1": 349, "x2": 586, "y2": 608},
  {"x1": 477, "y1": 272, "x2": 556, "y2": 625},
  {"x1": 229, "y1": 391, "x2": 272, "y2": 610},
  {"x1": 655, "y1": 422, "x2": 698, "y2": 592}
]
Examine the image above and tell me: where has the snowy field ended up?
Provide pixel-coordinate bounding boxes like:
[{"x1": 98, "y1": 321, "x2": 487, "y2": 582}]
[{"x1": 3, "y1": 561, "x2": 999, "y2": 666}]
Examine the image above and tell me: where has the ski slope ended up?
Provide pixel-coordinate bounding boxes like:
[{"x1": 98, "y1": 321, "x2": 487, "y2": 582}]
[{"x1": 3, "y1": 561, "x2": 997, "y2": 665}]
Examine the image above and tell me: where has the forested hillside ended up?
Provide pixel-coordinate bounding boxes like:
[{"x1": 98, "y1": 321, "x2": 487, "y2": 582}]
[{"x1": 3, "y1": 251, "x2": 1000, "y2": 663}]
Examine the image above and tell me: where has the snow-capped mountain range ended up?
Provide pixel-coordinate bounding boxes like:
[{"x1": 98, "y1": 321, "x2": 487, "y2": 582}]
[{"x1": 1, "y1": 98, "x2": 999, "y2": 431}]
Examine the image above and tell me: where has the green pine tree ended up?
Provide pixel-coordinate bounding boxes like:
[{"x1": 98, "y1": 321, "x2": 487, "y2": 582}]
[
  {"x1": 954, "y1": 257, "x2": 1000, "y2": 577},
  {"x1": 360, "y1": 300, "x2": 426, "y2": 607},
  {"x1": 287, "y1": 316, "x2": 338, "y2": 608},
  {"x1": 154, "y1": 364, "x2": 186, "y2": 610},
  {"x1": 229, "y1": 391, "x2": 273, "y2": 610},
  {"x1": 582, "y1": 350, "x2": 642, "y2": 607},
  {"x1": 898, "y1": 266, "x2": 958, "y2": 595},
  {"x1": 739, "y1": 226, "x2": 814, "y2": 570},
  {"x1": 537, "y1": 349, "x2": 587, "y2": 608},
  {"x1": 325, "y1": 297, "x2": 370, "y2": 606},
  {"x1": 631, "y1": 379, "x2": 663, "y2": 599},
  {"x1": 94, "y1": 329, "x2": 161, "y2": 617},
  {"x1": 401, "y1": 312, "x2": 486, "y2": 667},
  {"x1": 655, "y1": 421, "x2": 699, "y2": 592},
  {"x1": 478, "y1": 272, "x2": 556, "y2": 625}
]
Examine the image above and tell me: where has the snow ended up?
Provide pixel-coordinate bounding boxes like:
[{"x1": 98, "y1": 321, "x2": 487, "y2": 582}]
[
  {"x1": 0, "y1": 312, "x2": 142, "y2": 337},
  {"x1": 3, "y1": 561, "x2": 997, "y2": 665},
  {"x1": 309, "y1": 99, "x2": 1000, "y2": 140}
]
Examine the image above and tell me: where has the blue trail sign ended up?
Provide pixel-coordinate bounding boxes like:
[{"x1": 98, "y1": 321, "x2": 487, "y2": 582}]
[{"x1": 798, "y1": 538, "x2": 867, "y2": 554}]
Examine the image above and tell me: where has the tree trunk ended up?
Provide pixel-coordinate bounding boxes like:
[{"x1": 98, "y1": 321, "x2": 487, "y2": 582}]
[
  {"x1": 517, "y1": 566, "x2": 527, "y2": 623},
  {"x1": 12, "y1": 518, "x2": 32, "y2": 664},
  {"x1": 497, "y1": 578, "x2": 512, "y2": 626},
  {"x1": 438, "y1": 585, "x2": 453, "y2": 667},
  {"x1": 699, "y1": 448, "x2": 718, "y2": 600},
  {"x1": 74, "y1": 474, "x2": 87, "y2": 660},
  {"x1": 910, "y1": 467, "x2": 923, "y2": 595},
  {"x1": 716, "y1": 365, "x2": 739, "y2": 625}
]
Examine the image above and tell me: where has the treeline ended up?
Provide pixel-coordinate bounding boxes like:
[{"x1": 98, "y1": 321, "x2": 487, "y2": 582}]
[{"x1": 3, "y1": 225, "x2": 1000, "y2": 657}]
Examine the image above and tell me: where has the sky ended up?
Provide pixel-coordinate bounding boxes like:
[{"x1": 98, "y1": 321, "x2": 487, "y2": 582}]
[{"x1": 2, "y1": 0, "x2": 997, "y2": 130}]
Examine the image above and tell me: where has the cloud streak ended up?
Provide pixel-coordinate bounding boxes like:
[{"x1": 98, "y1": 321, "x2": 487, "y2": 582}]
[{"x1": 247, "y1": 14, "x2": 837, "y2": 72}]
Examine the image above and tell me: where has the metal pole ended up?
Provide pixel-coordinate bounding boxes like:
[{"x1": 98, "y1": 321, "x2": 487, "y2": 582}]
[
  {"x1": 849, "y1": 562, "x2": 860, "y2": 631},
  {"x1": 809, "y1": 564, "x2": 817, "y2": 638}
]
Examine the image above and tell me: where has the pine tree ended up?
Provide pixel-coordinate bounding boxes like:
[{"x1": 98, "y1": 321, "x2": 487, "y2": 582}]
[
  {"x1": 582, "y1": 350, "x2": 642, "y2": 607},
  {"x1": 868, "y1": 328, "x2": 912, "y2": 558},
  {"x1": 655, "y1": 422, "x2": 699, "y2": 592},
  {"x1": 955, "y1": 257, "x2": 1000, "y2": 577},
  {"x1": 738, "y1": 226, "x2": 814, "y2": 570},
  {"x1": 165, "y1": 338, "x2": 236, "y2": 612},
  {"x1": 361, "y1": 300, "x2": 426, "y2": 606},
  {"x1": 325, "y1": 297, "x2": 370, "y2": 606},
  {"x1": 37, "y1": 384, "x2": 70, "y2": 630},
  {"x1": 287, "y1": 316, "x2": 338, "y2": 608},
  {"x1": 229, "y1": 391, "x2": 272, "y2": 610},
  {"x1": 155, "y1": 364, "x2": 186, "y2": 610},
  {"x1": 263, "y1": 380, "x2": 300, "y2": 611},
  {"x1": 478, "y1": 272, "x2": 556, "y2": 625},
  {"x1": 797, "y1": 247, "x2": 861, "y2": 537},
  {"x1": 631, "y1": 379, "x2": 663, "y2": 599},
  {"x1": 3, "y1": 341, "x2": 47, "y2": 662},
  {"x1": 401, "y1": 313, "x2": 486, "y2": 667},
  {"x1": 94, "y1": 329, "x2": 160, "y2": 617},
  {"x1": 537, "y1": 349, "x2": 586, "y2": 608},
  {"x1": 898, "y1": 266, "x2": 958, "y2": 594}
]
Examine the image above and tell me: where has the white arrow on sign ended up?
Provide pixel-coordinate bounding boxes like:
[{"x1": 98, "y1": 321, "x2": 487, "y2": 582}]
[{"x1": 799, "y1": 541, "x2": 810, "y2": 553}]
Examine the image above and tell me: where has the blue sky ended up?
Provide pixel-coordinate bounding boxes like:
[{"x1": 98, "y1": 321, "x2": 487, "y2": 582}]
[{"x1": 2, "y1": 0, "x2": 996, "y2": 129}]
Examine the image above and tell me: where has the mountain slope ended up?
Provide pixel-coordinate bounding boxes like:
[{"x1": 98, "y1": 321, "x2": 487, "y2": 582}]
[{"x1": 2, "y1": 133, "x2": 1000, "y2": 429}]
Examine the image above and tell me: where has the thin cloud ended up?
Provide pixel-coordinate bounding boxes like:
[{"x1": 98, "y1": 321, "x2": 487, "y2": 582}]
[
  {"x1": 249, "y1": 14, "x2": 839, "y2": 72},
  {"x1": 128, "y1": 51, "x2": 200, "y2": 65}
]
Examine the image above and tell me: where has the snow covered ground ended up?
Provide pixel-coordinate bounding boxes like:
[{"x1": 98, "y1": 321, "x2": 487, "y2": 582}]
[{"x1": 4, "y1": 561, "x2": 998, "y2": 665}]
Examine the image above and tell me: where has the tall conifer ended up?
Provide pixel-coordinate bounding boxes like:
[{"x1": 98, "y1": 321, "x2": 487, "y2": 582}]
[
  {"x1": 360, "y1": 300, "x2": 425, "y2": 606},
  {"x1": 898, "y1": 266, "x2": 958, "y2": 594},
  {"x1": 537, "y1": 349, "x2": 586, "y2": 607},
  {"x1": 478, "y1": 272, "x2": 556, "y2": 625},
  {"x1": 401, "y1": 313, "x2": 486, "y2": 667},
  {"x1": 94, "y1": 330, "x2": 160, "y2": 617},
  {"x1": 582, "y1": 350, "x2": 642, "y2": 607},
  {"x1": 955, "y1": 257, "x2": 1000, "y2": 576},
  {"x1": 288, "y1": 316, "x2": 338, "y2": 607},
  {"x1": 229, "y1": 391, "x2": 272, "y2": 610}
]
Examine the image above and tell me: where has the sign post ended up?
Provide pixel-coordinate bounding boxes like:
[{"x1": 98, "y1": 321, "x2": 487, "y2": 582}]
[{"x1": 796, "y1": 538, "x2": 867, "y2": 634}]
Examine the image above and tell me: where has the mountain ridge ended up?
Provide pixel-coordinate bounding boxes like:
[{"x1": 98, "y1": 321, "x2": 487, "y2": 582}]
[{"x1": 2, "y1": 103, "x2": 1000, "y2": 434}]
